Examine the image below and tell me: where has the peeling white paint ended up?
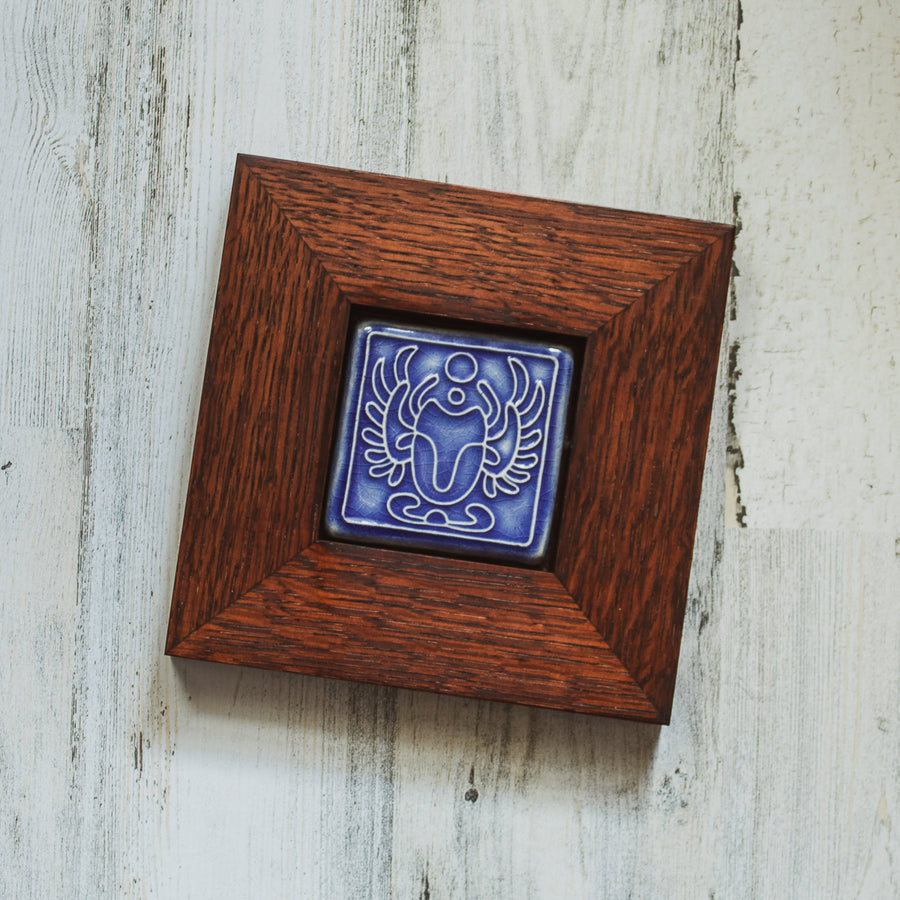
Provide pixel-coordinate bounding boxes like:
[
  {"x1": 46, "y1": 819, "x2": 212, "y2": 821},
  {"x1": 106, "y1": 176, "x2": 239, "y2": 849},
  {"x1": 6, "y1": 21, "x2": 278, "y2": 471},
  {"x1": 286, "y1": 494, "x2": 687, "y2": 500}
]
[{"x1": 733, "y1": 0, "x2": 900, "y2": 530}]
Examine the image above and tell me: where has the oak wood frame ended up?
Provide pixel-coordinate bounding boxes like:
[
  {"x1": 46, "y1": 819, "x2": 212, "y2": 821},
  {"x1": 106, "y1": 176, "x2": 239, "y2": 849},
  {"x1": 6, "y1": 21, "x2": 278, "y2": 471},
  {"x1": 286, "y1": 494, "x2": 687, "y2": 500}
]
[{"x1": 166, "y1": 155, "x2": 733, "y2": 723}]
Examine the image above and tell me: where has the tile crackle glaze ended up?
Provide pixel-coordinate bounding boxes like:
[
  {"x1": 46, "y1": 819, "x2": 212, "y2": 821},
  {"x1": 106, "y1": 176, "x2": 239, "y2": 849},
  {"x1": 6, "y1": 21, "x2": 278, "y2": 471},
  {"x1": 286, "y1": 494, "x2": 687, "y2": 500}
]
[{"x1": 325, "y1": 321, "x2": 574, "y2": 563}]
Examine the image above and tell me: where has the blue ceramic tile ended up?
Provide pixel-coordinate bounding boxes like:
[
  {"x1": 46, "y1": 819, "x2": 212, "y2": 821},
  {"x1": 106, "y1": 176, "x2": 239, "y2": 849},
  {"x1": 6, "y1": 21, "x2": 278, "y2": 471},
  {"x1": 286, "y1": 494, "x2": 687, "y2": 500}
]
[{"x1": 325, "y1": 321, "x2": 574, "y2": 564}]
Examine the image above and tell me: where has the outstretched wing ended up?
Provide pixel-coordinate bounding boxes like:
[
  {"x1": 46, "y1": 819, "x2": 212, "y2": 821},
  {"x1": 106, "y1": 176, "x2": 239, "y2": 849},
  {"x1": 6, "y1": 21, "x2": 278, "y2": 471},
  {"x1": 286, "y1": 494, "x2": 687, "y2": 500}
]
[
  {"x1": 483, "y1": 358, "x2": 546, "y2": 498},
  {"x1": 359, "y1": 347, "x2": 416, "y2": 487}
]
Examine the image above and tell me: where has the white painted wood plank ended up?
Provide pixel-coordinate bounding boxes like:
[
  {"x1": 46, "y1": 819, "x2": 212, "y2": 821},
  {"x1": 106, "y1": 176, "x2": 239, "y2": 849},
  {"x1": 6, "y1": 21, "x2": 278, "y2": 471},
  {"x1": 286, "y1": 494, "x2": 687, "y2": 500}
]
[
  {"x1": 0, "y1": 1, "x2": 92, "y2": 893},
  {"x1": 715, "y1": 530, "x2": 899, "y2": 897},
  {"x1": 0, "y1": 429, "x2": 83, "y2": 898},
  {"x1": 0, "y1": 1, "x2": 92, "y2": 432},
  {"x1": 151, "y1": 667, "x2": 396, "y2": 898},
  {"x1": 410, "y1": 0, "x2": 737, "y2": 220},
  {"x1": 732, "y1": 0, "x2": 900, "y2": 530}
]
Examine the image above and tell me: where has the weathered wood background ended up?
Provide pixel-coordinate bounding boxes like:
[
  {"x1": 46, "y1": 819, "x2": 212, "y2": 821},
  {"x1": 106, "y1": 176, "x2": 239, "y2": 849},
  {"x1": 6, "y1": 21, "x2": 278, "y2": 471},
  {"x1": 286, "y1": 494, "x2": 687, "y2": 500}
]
[{"x1": 2, "y1": 0, "x2": 897, "y2": 896}]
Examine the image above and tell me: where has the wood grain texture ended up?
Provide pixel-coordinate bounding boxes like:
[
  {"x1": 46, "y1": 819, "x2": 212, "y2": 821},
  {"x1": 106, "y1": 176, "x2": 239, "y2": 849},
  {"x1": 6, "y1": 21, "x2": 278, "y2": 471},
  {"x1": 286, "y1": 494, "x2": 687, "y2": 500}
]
[
  {"x1": 3, "y1": 0, "x2": 898, "y2": 896},
  {"x1": 732, "y1": 0, "x2": 900, "y2": 529},
  {"x1": 557, "y1": 234, "x2": 733, "y2": 712},
  {"x1": 0, "y1": 429, "x2": 82, "y2": 899},
  {"x1": 167, "y1": 155, "x2": 732, "y2": 722},
  {"x1": 166, "y1": 161, "x2": 347, "y2": 644},
  {"x1": 175, "y1": 543, "x2": 656, "y2": 718},
  {"x1": 249, "y1": 155, "x2": 726, "y2": 332}
]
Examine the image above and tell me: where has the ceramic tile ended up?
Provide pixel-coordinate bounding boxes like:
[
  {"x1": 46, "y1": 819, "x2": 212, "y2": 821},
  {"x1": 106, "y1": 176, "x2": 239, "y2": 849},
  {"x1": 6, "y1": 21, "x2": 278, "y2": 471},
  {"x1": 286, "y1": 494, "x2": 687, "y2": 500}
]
[{"x1": 324, "y1": 321, "x2": 574, "y2": 564}]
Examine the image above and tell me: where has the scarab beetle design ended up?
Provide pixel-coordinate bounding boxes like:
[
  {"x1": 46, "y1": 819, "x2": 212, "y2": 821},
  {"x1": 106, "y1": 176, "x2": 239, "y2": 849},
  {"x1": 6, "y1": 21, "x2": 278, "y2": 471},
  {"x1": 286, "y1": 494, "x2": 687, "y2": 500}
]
[
  {"x1": 361, "y1": 346, "x2": 547, "y2": 533},
  {"x1": 326, "y1": 323, "x2": 574, "y2": 563}
]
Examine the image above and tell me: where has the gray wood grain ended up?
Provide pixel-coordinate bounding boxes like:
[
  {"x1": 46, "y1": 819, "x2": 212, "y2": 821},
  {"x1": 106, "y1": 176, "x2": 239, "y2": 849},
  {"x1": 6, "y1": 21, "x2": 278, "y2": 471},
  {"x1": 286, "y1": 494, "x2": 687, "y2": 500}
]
[{"x1": 2, "y1": 0, "x2": 897, "y2": 897}]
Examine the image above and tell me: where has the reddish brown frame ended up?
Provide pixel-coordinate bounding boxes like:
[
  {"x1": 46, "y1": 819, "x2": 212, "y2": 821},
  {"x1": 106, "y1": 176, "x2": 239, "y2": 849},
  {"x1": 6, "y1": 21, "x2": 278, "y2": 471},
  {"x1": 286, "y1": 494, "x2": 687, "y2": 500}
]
[{"x1": 166, "y1": 155, "x2": 733, "y2": 723}]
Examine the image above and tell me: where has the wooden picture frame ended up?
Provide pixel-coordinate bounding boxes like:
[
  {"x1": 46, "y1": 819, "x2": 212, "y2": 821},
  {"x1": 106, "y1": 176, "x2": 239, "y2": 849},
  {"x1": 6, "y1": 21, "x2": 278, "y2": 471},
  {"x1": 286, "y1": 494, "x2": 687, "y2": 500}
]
[{"x1": 166, "y1": 155, "x2": 733, "y2": 723}]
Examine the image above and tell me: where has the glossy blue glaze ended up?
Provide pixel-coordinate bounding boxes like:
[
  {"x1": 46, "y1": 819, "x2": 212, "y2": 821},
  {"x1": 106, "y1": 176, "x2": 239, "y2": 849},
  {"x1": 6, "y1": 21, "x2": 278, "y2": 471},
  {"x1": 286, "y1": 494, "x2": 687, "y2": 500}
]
[{"x1": 324, "y1": 321, "x2": 574, "y2": 564}]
